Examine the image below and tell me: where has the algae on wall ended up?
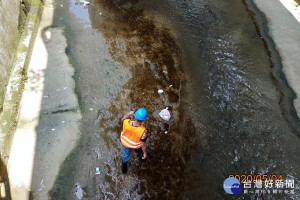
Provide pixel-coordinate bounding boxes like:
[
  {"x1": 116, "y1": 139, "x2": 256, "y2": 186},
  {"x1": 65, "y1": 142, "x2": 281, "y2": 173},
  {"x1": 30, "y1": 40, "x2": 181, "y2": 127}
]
[{"x1": 0, "y1": 0, "x2": 22, "y2": 112}]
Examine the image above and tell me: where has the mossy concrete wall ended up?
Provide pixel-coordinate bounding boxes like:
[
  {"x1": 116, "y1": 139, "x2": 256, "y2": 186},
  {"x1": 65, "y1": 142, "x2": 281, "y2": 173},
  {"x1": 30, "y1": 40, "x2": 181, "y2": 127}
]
[
  {"x1": 0, "y1": 0, "x2": 43, "y2": 198},
  {"x1": 0, "y1": 0, "x2": 21, "y2": 111},
  {"x1": 0, "y1": 0, "x2": 43, "y2": 156}
]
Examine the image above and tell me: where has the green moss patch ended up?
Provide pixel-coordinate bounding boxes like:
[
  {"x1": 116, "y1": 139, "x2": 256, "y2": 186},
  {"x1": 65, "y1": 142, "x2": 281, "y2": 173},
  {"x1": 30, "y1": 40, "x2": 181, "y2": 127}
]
[
  {"x1": 32, "y1": 13, "x2": 38, "y2": 23},
  {"x1": 32, "y1": 0, "x2": 41, "y2": 6},
  {"x1": 18, "y1": 44, "x2": 28, "y2": 54}
]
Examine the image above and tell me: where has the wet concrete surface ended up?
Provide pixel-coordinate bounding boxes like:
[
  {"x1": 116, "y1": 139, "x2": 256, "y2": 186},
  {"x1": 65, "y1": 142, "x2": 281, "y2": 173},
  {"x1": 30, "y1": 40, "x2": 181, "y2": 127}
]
[{"x1": 45, "y1": 0, "x2": 300, "y2": 199}]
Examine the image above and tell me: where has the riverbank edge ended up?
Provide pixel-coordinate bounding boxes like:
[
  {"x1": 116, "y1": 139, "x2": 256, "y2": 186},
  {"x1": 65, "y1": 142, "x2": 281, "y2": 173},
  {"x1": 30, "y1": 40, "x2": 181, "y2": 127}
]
[
  {"x1": 5, "y1": 0, "x2": 84, "y2": 198},
  {"x1": 244, "y1": 0, "x2": 300, "y2": 135},
  {"x1": 0, "y1": 0, "x2": 44, "y2": 177}
]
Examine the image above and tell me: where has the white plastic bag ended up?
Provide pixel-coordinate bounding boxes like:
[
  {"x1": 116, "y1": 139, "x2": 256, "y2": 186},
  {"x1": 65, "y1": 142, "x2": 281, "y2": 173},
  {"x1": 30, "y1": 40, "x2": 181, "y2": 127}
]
[{"x1": 159, "y1": 108, "x2": 171, "y2": 121}]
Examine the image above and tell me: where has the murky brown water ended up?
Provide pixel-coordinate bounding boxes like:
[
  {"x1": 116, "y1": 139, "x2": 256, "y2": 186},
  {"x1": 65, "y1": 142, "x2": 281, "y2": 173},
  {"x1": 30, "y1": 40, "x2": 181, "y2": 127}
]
[
  {"x1": 89, "y1": 0, "x2": 195, "y2": 198},
  {"x1": 48, "y1": 0, "x2": 300, "y2": 199}
]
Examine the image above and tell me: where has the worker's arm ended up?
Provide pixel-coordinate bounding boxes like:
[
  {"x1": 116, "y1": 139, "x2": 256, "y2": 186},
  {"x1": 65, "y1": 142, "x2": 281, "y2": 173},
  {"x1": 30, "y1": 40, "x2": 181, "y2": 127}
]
[
  {"x1": 141, "y1": 130, "x2": 147, "y2": 159},
  {"x1": 121, "y1": 110, "x2": 135, "y2": 121}
]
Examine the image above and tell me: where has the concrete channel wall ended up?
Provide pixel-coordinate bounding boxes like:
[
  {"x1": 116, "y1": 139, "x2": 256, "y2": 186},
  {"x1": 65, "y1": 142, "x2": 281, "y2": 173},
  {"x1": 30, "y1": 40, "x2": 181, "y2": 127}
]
[
  {"x1": 0, "y1": 0, "x2": 20, "y2": 110},
  {"x1": 0, "y1": 0, "x2": 43, "y2": 198},
  {"x1": 0, "y1": 0, "x2": 34, "y2": 105}
]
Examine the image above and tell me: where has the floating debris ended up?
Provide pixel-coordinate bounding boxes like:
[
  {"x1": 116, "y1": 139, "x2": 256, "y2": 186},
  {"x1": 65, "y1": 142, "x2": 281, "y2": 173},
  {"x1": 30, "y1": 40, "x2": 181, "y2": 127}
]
[
  {"x1": 95, "y1": 167, "x2": 100, "y2": 175},
  {"x1": 158, "y1": 89, "x2": 164, "y2": 94},
  {"x1": 95, "y1": 149, "x2": 101, "y2": 159},
  {"x1": 79, "y1": 0, "x2": 90, "y2": 5},
  {"x1": 258, "y1": 92, "x2": 262, "y2": 97},
  {"x1": 74, "y1": 183, "x2": 83, "y2": 199},
  {"x1": 38, "y1": 179, "x2": 45, "y2": 191}
]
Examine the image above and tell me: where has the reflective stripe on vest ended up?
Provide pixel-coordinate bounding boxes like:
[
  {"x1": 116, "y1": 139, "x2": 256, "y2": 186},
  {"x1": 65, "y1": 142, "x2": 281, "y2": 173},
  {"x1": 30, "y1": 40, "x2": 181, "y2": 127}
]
[{"x1": 121, "y1": 119, "x2": 145, "y2": 149}]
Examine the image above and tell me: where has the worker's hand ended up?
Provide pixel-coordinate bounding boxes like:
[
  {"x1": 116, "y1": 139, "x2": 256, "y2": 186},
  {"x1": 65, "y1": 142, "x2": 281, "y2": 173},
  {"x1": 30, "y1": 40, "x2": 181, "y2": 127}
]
[
  {"x1": 121, "y1": 110, "x2": 135, "y2": 121},
  {"x1": 142, "y1": 152, "x2": 147, "y2": 160}
]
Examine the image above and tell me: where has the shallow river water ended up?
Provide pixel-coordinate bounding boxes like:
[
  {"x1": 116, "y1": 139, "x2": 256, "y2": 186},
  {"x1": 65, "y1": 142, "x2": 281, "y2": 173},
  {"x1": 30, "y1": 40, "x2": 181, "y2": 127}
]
[{"x1": 48, "y1": 0, "x2": 300, "y2": 199}]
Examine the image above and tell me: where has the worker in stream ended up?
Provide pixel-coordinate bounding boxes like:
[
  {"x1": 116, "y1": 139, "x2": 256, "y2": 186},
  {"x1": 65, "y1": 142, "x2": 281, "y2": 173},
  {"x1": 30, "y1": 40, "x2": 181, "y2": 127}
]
[{"x1": 120, "y1": 108, "x2": 148, "y2": 173}]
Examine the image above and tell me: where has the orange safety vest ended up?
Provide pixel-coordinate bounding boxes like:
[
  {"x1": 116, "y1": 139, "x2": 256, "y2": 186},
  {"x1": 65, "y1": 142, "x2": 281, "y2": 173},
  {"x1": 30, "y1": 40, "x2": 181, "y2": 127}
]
[{"x1": 121, "y1": 119, "x2": 145, "y2": 149}]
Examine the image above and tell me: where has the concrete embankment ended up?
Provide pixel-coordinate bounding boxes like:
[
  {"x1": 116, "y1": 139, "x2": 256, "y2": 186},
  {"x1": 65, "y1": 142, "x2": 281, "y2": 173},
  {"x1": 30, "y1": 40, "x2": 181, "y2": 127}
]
[
  {"x1": 0, "y1": 0, "x2": 21, "y2": 110},
  {"x1": 0, "y1": 0, "x2": 43, "y2": 198},
  {"x1": 1, "y1": 0, "x2": 81, "y2": 199},
  {"x1": 257, "y1": 0, "x2": 300, "y2": 112},
  {"x1": 245, "y1": 0, "x2": 300, "y2": 134}
]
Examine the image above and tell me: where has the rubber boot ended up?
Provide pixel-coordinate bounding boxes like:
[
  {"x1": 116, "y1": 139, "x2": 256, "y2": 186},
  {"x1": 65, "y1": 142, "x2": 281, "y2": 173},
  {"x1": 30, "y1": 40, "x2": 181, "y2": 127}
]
[{"x1": 121, "y1": 162, "x2": 128, "y2": 174}]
